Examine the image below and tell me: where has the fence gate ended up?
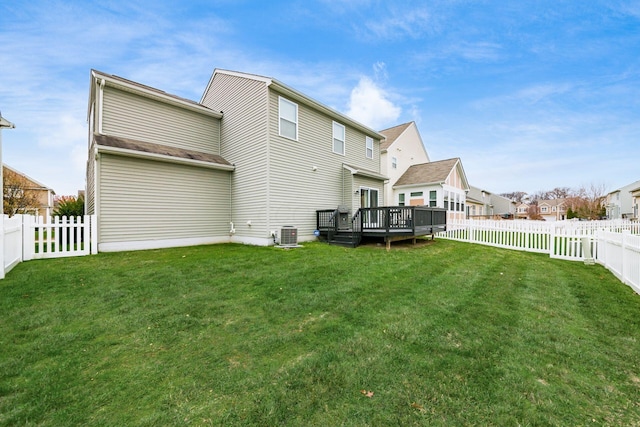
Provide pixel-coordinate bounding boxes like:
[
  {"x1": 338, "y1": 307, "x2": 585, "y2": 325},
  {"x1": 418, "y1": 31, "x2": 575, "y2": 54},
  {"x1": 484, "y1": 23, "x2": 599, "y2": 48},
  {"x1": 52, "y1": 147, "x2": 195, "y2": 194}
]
[{"x1": 22, "y1": 215, "x2": 98, "y2": 261}]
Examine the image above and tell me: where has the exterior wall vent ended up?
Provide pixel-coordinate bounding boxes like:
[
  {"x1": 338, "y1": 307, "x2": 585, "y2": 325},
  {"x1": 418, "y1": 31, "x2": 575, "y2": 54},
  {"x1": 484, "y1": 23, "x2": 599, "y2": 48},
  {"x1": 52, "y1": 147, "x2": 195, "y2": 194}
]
[{"x1": 280, "y1": 226, "x2": 298, "y2": 246}]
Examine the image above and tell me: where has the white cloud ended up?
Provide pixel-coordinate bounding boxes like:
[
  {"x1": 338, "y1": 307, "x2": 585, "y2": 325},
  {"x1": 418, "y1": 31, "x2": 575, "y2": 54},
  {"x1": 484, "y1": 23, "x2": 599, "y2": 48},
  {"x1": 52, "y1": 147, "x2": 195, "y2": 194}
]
[
  {"x1": 36, "y1": 113, "x2": 86, "y2": 148},
  {"x1": 361, "y1": 7, "x2": 436, "y2": 41},
  {"x1": 345, "y1": 77, "x2": 401, "y2": 129}
]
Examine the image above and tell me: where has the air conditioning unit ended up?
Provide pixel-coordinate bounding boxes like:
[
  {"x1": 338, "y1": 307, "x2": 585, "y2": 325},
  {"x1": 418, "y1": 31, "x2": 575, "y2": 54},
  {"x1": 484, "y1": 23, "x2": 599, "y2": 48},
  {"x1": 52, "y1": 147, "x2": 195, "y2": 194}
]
[{"x1": 280, "y1": 226, "x2": 298, "y2": 246}]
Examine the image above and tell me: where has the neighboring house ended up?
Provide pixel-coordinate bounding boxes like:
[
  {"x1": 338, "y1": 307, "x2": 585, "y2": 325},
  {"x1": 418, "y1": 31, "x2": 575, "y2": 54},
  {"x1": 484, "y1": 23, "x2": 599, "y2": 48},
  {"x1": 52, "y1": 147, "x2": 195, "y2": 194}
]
[
  {"x1": 379, "y1": 121, "x2": 430, "y2": 206},
  {"x1": 86, "y1": 69, "x2": 386, "y2": 251},
  {"x1": 3, "y1": 164, "x2": 55, "y2": 218},
  {"x1": 393, "y1": 158, "x2": 469, "y2": 222},
  {"x1": 538, "y1": 198, "x2": 567, "y2": 221},
  {"x1": 605, "y1": 180, "x2": 640, "y2": 219},
  {"x1": 466, "y1": 186, "x2": 516, "y2": 219},
  {"x1": 631, "y1": 187, "x2": 640, "y2": 221},
  {"x1": 516, "y1": 203, "x2": 530, "y2": 219}
]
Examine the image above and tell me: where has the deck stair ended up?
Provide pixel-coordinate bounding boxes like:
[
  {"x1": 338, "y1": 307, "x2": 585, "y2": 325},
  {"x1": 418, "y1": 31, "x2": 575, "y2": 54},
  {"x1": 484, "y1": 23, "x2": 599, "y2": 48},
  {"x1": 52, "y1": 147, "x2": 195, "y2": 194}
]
[{"x1": 328, "y1": 229, "x2": 359, "y2": 247}]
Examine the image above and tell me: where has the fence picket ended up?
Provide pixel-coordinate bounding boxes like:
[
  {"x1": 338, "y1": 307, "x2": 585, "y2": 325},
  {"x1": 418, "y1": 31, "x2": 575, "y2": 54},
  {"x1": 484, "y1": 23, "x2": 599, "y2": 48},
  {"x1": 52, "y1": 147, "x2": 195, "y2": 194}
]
[{"x1": 23, "y1": 215, "x2": 95, "y2": 260}]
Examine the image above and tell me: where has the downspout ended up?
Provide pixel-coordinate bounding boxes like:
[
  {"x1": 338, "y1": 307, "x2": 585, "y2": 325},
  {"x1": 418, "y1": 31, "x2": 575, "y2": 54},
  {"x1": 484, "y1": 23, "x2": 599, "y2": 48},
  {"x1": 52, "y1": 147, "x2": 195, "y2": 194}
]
[
  {"x1": 218, "y1": 112, "x2": 222, "y2": 157},
  {"x1": 229, "y1": 172, "x2": 235, "y2": 235},
  {"x1": 342, "y1": 166, "x2": 345, "y2": 206}
]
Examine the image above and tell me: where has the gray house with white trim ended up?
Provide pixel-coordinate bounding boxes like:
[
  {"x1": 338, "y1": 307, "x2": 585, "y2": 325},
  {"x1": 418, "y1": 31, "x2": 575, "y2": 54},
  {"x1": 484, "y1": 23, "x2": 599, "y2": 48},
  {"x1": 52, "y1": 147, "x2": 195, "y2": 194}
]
[{"x1": 86, "y1": 69, "x2": 386, "y2": 251}]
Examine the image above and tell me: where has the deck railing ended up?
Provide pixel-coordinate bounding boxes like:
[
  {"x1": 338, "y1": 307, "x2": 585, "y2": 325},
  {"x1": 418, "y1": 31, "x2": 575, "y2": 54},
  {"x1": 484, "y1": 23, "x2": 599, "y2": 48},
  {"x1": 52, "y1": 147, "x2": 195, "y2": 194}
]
[{"x1": 317, "y1": 206, "x2": 447, "y2": 234}]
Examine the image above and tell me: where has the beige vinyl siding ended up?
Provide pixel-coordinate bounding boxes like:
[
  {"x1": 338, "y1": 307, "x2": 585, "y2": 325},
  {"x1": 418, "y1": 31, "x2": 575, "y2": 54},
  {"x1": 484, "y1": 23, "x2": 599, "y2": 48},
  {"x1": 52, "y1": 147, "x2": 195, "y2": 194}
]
[
  {"x1": 344, "y1": 125, "x2": 380, "y2": 173},
  {"x1": 102, "y1": 86, "x2": 221, "y2": 155},
  {"x1": 201, "y1": 73, "x2": 269, "y2": 240},
  {"x1": 267, "y1": 89, "x2": 384, "y2": 236},
  {"x1": 98, "y1": 154, "x2": 231, "y2": 243},
  {"x1": 268, "y1": 90, "x2": 343, "y2": 235}
]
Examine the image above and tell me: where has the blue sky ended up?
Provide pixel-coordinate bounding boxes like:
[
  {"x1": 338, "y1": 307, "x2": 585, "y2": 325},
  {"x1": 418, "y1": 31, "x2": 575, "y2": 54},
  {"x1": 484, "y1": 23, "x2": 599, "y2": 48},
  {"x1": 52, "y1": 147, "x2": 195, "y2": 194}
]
[{"x1": 1, "y1": 0, "x2": 639, "y2": 197}]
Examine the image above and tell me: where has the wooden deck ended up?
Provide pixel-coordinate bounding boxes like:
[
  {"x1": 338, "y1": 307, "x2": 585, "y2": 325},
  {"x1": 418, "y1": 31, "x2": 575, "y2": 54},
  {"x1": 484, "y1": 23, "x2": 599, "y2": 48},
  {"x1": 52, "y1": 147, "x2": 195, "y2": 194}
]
[{"x1": 316, "y1": 206, "x2": 447, "y2": 249}]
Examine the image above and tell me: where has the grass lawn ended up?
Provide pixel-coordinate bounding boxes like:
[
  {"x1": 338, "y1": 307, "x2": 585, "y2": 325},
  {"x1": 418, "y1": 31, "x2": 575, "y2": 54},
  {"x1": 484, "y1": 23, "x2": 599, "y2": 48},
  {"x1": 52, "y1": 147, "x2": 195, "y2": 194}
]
[{"x1": 1, "y1": 239, "x2": 639, "y2": 426}]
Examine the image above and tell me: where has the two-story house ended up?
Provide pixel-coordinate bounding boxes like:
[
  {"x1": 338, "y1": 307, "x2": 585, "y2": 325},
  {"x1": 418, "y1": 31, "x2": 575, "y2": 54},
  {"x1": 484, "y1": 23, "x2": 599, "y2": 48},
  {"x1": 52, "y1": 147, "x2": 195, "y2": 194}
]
[
  {"x1": 3, "y1": 164, "x2": 55, "y2": 218},
  {"x1": 466, "y1": 186, "x2": 516, "y2": 219},
  {"x1": 515, "y1": 202, "x2": 530, "y2": 219},
  {"x1": 379, "y1": 122, "x2": 430, "y2": 206},
  {"x1": 538, "y1": 198, "x2": 567, "y2": 221},
  {"x1": 631, "y1": 186, "x2": 640, "y2": 221},
  {"x1": 605, "y1": 180, "x2": 640, "y2": 219},
  {"x1": 86, "y1": 69, "x2": 386, "y2": 251}
]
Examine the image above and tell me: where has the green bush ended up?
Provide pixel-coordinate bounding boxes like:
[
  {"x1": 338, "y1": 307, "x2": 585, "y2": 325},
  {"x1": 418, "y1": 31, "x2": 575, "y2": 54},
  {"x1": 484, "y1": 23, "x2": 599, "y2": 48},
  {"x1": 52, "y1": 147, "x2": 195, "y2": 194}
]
[{"x1": 53, "y1": 195, "x2": 85, "y2": 217}]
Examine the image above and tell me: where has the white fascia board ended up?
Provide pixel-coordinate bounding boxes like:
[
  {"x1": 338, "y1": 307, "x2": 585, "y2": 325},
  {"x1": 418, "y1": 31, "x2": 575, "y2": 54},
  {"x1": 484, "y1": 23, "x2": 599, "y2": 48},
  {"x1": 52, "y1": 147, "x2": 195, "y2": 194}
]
[
  {"x1": 97, "y1": 145, "x2": 235, "y2": 172},
  {"x1": 393, "y1": 182, "x2": 444, "y2": 190},
  {"x1": 201, "y1": 69, "x2": 384, "y2": 140}
]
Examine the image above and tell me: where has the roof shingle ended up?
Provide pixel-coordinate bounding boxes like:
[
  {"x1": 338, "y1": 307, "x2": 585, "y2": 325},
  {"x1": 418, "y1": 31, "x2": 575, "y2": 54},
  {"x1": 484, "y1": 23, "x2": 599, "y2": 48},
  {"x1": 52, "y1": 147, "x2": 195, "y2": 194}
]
[
  {"x1": 379, "y1": 122, "x2": 412, "y2": 151},
  {"x1": 94, "y1": 134, "x2": 232, "y2": 166},
  {"x1": 394, "y1": 158, "x2": 460, "y2": 186}
]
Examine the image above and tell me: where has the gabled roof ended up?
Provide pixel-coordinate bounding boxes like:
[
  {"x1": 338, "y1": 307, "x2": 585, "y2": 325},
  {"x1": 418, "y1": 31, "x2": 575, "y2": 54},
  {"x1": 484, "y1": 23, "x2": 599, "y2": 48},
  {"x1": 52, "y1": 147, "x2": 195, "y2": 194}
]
[
  {"x1": 0, "y1": 114, "x2": 15, "y2": 129},
  {"x1": 89, "y1": 70, "x2": 222, "y2": 120},
  {"x1": 466, "y1": 196, "x2": 484, "y2": 204},
  {"x1": 94, "y1": 134, "x2": 234, "y2": 171},
  {"x1": 203, "y1": 69, "x2": 385, "y2": 140},
  {"x1": 394, "y1": 158, "x2": 466, "y2": 188},
  {"x1": 3, "y1": 164, "x2": 54, "y2": 192},
  {"x1": 608, "y1": 179, "x2": 640, "y2": 195},
  {"x1": 379, "y1": 122, "x2": 412, "y2": 151}
]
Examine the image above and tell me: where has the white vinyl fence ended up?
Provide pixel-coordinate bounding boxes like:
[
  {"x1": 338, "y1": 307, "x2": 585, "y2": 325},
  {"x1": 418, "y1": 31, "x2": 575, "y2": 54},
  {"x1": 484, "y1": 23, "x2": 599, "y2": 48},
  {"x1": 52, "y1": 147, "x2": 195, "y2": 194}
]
[
  {"x1": 439, "y1": 219, "x2": 640, "y2": 294},
  {"x1": 596, "y1": 230, "x2": 640, "y2": 293},
  {"x1": 2, "y1": 214, "x2": 97, "y2": 277},
  {"x1": 3, "y1": 215, "x2": 24, "y2": 273}
]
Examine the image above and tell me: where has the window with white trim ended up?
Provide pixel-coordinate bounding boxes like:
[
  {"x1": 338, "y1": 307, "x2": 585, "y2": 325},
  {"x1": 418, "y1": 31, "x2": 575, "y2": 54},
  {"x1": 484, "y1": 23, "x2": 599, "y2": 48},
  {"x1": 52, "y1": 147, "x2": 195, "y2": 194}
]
[
  {"x1": 429, "y1": 190, "x2": 437, "y2": 207},
  {"x1": 365, "y1": 136, "x2": 373, "y2": 159},
  {"x1": 278, "y1": 97, "x2": 298, "y2": 140},
  {"x1": 398, "y1": 193, "x2": 405, "y2": 206},
  {"x1": 333, "y1": 122, "x2": 345, "y2": 155},
  {"x1": 391, "y1": 156, "x2": 397, "y2": 169}
]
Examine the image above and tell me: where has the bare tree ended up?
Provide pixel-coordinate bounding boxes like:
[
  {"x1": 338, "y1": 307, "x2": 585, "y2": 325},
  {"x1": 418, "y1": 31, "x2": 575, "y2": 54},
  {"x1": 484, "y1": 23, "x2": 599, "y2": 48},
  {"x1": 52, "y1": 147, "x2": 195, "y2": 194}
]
[
  {"x1": 548, "y1": 187, "x2": 572, "y2": 199},
  {"x1": 527, "y1": 200, "x2": 544, "y2": 220},
  {"x1": 500, "y1": 191, "x2": 528, "y2": 203},
  {"x1": 567, "y1": 183, "x2": 608, "y2": 220},
  {"x1": 3, "y1": 167, "x2": 39, "y2": 217},
  {"x1": 529, "y1": 190, "x2": 550, "y2": 202}
]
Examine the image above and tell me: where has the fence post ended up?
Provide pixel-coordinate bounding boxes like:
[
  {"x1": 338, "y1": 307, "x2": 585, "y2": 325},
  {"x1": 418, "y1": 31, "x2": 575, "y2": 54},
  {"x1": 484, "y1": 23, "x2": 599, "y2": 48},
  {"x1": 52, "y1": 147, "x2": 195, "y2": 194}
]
[
  {"x1": 22, "y1": 215, "x2": 33, "y2": 261},
  {"x1": 90, "y1": 215, "x2": 98, "y2": 254},
  {"x1": 621, "y1": 230, "x2": 630, "y2": 284}
]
